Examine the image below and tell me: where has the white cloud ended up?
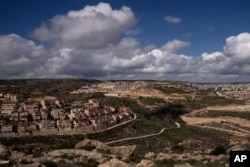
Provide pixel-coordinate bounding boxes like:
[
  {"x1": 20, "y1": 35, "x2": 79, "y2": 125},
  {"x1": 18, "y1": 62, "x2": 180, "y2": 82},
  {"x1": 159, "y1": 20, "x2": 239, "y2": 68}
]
[
  {"x1": 161, "y1": 39, "x2": 190, "y2": 52},
  {"x1": 0, "y1": 34, "x2": 48, "y2": 78},
  {"x1": 2, "y1": 3, "x2": 250, "y2": 82},
  {"x1": 2, "y1": 32, "x2": 250, "y2": 82},
  {"x1": 223, "y1": 32, "x2": 250, "y2": 63},
  {"x1": 164, "y1": 16, "x2": 182, "y2": 24},
  {"x1": 32, "y1": 2, "x2": 136, "y2": 49}
]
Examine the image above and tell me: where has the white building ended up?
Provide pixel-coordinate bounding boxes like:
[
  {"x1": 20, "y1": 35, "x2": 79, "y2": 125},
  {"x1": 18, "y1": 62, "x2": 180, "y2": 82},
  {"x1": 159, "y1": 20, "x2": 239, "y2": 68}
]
[{"x1": 0, "y1": 101, "x2": 17, "y2": 115}]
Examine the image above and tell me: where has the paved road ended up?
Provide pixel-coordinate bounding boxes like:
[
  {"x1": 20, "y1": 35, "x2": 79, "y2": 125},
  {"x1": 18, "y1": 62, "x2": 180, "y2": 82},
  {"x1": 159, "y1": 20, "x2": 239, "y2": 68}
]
[{"x1": 105, "y1": 122, "x2": 180, "y2": 145}]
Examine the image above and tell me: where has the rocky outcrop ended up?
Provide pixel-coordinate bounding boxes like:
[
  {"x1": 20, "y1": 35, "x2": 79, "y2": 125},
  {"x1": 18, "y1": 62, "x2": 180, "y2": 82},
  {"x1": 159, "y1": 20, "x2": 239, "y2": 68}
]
[
  {"x1": 0, "y1": 145, "x2": 7, "y2": 157},
  {"x1": 98, "y1": 158, "x2": 133, "y2": 167},
  {"x1": 144, "y1": 152, "x2": 156, "y2": 160},
  {"x1": 75, "y1": 139, "x2": 136, "y2": 156},
  {"x1": 136, "y1": 159, "x2": 156, "y2": 167},
  {"x1": 174, "y1": 163, "x2": 193, "y2": 167},
  {"x1": 75, "y1": 139, "x2": 109, "y2": 151},
  {"x1": 0, "y1": 144, "x2": 9, "y2": 164},
  {"x1": 109, "y1": 145, "x2": 136, "y2": 157},
  {"x1": 47, "y1": 149, "x2": 105, "y2": 163},
  {"x1": 155, "y1": 152, "x2": 228, "y2": 163}
]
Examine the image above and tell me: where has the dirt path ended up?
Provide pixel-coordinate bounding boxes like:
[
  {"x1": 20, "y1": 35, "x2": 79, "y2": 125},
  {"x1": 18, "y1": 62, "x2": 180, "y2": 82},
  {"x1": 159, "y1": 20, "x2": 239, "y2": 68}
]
[
  {"x1": 105, "y1": 122, "x2": 180, "y2": 145},
  {"x1": 180, "y1": 105, "x2": 250, "y2": 138}
]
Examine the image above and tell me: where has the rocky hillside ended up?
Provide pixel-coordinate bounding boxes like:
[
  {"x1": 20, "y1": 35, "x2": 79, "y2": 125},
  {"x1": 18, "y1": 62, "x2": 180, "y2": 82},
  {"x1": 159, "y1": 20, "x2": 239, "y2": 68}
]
[{"x1": 0, "y1": 138, "x2": 235, "y2": 167}]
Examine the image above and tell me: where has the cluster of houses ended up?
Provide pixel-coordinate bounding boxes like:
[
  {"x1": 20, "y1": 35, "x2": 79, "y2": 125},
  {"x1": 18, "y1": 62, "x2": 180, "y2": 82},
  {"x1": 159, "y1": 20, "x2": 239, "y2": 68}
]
[
  {"x1": 188, "y1": 83, "x2": 250, "y2": 100},
  {"x1": 0, "y1": 93, "x2": 134, "y2": 134},
  {"x1": 70, "y1": 81, "x2": 147, "y2": 94}
]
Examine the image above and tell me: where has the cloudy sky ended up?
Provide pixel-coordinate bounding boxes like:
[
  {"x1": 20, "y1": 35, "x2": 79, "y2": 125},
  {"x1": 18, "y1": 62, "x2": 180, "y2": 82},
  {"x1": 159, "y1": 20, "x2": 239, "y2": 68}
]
[{"x1": 1, "y1": 0, "x2": 250, "y2": 82}]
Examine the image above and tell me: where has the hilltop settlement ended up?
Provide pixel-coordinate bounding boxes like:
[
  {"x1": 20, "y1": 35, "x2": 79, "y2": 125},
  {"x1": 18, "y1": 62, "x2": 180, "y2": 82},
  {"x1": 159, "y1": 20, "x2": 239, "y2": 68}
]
[{"x1": 0, "y1": 91, "x2": 134, "y2": 136}]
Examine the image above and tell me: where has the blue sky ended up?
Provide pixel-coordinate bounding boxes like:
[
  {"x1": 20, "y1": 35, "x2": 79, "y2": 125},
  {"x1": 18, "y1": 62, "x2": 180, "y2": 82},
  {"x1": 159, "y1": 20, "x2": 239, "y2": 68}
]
[{"x1": 1, "y1": 0, "x2": 250, "y2": 82}]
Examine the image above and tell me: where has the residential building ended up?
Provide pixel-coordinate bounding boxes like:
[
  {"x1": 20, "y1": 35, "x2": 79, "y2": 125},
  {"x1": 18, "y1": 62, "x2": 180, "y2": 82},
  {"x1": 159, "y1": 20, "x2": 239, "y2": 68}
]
[{"x1": 0, "y1": 101, "x2": 17, "y2": 115}]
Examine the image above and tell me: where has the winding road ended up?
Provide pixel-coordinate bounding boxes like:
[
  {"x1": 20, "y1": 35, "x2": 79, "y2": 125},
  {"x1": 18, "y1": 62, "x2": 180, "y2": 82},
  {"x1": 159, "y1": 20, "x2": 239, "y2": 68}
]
[{"x1": 105, "y1": 122, "x2": 180, "y2": 145}]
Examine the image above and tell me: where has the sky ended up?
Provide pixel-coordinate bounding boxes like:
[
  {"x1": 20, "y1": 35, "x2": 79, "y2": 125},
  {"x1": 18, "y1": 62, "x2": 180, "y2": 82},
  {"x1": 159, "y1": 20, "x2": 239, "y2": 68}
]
[{"x1": 0, "y1": 0, "x2": 250, "y2": 82}]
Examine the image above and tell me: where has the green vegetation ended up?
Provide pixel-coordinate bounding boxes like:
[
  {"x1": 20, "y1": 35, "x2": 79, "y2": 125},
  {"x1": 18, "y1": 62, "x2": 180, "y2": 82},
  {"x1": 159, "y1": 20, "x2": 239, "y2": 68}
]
[
  {"x1": 20, "y1": 159, "x2": 32, "y2": 164},
  {"x1": 152, "y1": 103, "x2": 187, "y2": 121},
  {"x1": 155, "y1": 159, "x2": 175, "y2": 167},
  {"x1": 171, "y1": 144, "x2": 184, "y2": 153},
  {"x1": 0, "y1": 79, "x2": 100, "y2": 99},
  {"x1": 184, "y1": 96, "x2": 244, "y2": 110},
  {"x1": 86, "y1": 159, "x2": 99, "y2": 167},
  {"x1": 210, "y1": 145, "x2": 226, "y2": 155},
  {"x1": 128, "y1": 151, "x2": 143, "y2": 163},
  {"x1": 206, "y1": 110, "x2": 250, "y2": 119},
  {"x1": 80, "y1": 145, "x2": 96, "y2": 151},
  {"x1": 42, "y1": 160, "x2": 58, "y2": 167},
  {"x1": 139, "y1": 97, "x2": 165, "y2": 106},
  {"x1": 154, "y1": 85, "x2": 187, "y2": 94},
  {"x1": 0, "y1": 135, "x2": 86, "y2": 154}
]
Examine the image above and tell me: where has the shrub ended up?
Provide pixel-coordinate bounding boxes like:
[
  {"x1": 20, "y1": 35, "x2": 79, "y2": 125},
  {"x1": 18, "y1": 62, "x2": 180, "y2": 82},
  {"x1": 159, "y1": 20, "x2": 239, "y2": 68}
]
[
  {"x1": 172, "y1": 144, "x2": 184, "y2": 153},
  {"x1": 210, "y1": 145, "x2": 226, "y2": 155},
  {"x1": 42, "y1": 160, "x2": 58, "y2": 167}
]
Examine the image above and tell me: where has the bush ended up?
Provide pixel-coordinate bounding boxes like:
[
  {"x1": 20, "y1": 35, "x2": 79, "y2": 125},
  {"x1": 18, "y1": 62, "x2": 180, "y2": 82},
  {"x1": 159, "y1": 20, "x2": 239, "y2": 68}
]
[
  {"x1": 210, "y1": 145, "x2": 226, "y2": 155},
  {"x1": 80, "y1": 145, "x2": 96, "y2": 151},
  {"x1": 42, "y1": 160, "x2": 58, "y2": 167},
  {"x1": 129, "y1": 153, "x2": 142, "y2": 163},
  {"x1": 140, "y1": 97, "x2": 165, "y2": 106},
  {"x1": 172, "y1": 144, "x2": 184, "y2": 153},
  {"x1": 20, "y1": 159, "x2": 32, "y2": 164}
]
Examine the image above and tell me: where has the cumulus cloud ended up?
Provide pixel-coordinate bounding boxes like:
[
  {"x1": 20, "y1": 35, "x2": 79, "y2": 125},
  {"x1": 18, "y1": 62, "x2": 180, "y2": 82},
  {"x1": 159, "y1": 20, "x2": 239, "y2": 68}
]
[
  {"x1": 164, "y1": 16, "x2": 182, "y2": 24},
  {"x1": 2, "y1": 2, "x2": 250, "y2": 82},
  {"x1": 32, "y1": 2, "x2": 136, "y2": 49},
  {"x1": 2, "y1": 32, "x2": 250, "y2": 82},
  {"x1": 223, "y1": 32, "x2": 250, "y2": 63},
  {"x1": 161, "y1": 39, "x2": 190, "y2": 52},
  {"x1": 0, "y1": 34, "x2": 48, "y2": 78}
]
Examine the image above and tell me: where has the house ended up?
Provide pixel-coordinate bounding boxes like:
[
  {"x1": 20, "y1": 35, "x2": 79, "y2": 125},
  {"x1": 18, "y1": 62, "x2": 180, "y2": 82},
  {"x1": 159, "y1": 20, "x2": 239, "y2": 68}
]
[
  {"x1": 71, "y1": 101, "x2": 82, "y2": 107},
  {"x1": 50, "y1": 108, "x2": 63, "y2": 120},
  {"x1": 75, "y1": 118, "x2": 89, "y2": 127},
  {"x1": 10, "y1": 111, "x2": 19, "y2": 121},
  {"x1": 0, "y1": 93, "x2": 4, "y2": 100},
  {"x1": 112, "y1": 114, "x2": 120, "y2": 123},
  {"x1": 107, "y1": 106, "x2": 115, "y2": 112},
  {"x1": 84, "y1": 107, "x2": 97, "y2": 117},
  {"x1": 19, "y1": 111, "x2": 29, "y2": 121},
  {"x1": 95, "y1": 109, "x2": 105, "y2": 116},
  {"x1": 43, "y1": 120, "x2": 56, "y2": 130},
  {"x1": 40, "y1": 109, "x2": 48, "y2": 120},
  {"x1": 58, "y1": 120, "x2": 72, "y2": 130},
  {"x1": 23, "y1": 100, "x2": 40, "y2": 113},
  {"x1": 4, "y1": 93, "x2": 19, "y2": 102},
  {"x1": 40, "y1": 100, "x2": 51, "y2": 110},
  {"x1": 19, "y1": 122, "x2": 37, "y2": 132},
  {"x1": 88, "y1": 99, "x2": 99, "y2": 108},
  {"x1": 0, "y1": 124, "x2": 13, "y2": 133},
  {"x1": 89, "y1": 116, "x2": 106, "y2": 125},
  {"x1": 55, "y1": 98, "x2": 65, "y2": 108},
  {"x1": 0, "y1": 101, "x2": 17, "y2": 116},
  {"x1": 105, "y1": 115, "x2": 115, "y2": 124},
  {"x1": 32, "y1": 111, "x2": 42, "y2": 121},
  {"x1": 70, "y1": 107, "x2": 84, "y2": 114}
]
